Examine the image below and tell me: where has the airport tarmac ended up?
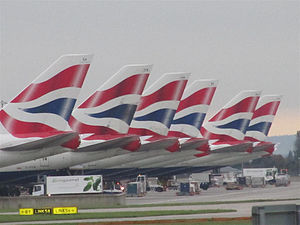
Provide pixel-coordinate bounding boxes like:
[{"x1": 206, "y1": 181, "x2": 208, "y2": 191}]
[
  {"x1": 126, "y1": 179, "x2": 300, "y2": 205},
  {"x1": 1, "y1": 179, "x2": 299, "y2": 225}
]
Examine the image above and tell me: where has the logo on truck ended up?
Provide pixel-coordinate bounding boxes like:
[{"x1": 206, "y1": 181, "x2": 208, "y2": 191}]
[{"x1": 83, "y1": 176, "x2": 102, "y2": 192}]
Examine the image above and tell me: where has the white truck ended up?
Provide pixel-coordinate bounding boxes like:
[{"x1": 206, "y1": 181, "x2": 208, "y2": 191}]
[
  {"x1": 275, "y1": 170, "x2": 291, "y2": 187},
  {"x1": 243, "y1": 168, "x2": 277, "y2": 184},
  {"x1": 136, "y1": 175, "x2": 148, "y2": 194},
  {"x1": 126, "y1": 175, "x2": 148, "y2": 197},
  {"x1": 32, "y1": 175, "x2": 103, "y2": 196},
  {"x1": 147, "y1": 177, "x2": 164, "y2": 192}
]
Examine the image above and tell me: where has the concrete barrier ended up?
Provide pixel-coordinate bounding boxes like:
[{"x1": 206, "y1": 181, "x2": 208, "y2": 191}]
[
  {"x1": 252, "y1": 204, "x2": 299, "y2": 225},
  {"x1": 0, "y1": 193, "x2": 125, "y2": 210}
]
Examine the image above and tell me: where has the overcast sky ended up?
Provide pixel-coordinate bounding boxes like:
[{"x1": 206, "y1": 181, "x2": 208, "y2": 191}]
[{"x1": 0, "y1": 0, "x2": 299, "y2": 136}]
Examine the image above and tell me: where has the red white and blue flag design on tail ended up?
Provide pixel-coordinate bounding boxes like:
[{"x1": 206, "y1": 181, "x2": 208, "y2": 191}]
[
  {"x1": 69, "y1": 64, "x2": 152, "y2": 135},
  {"x1": 169, "y1": 79, "x2": 218, "y2": 138},
  {"x1": 128, "y1": 72, "x2": 189, "y2": 152},
  {"x1": 244, "y1": 95, "x2": 282, "y2": 155},
  {"x1": 0, "y1": 54, "x2": 92, "y2": 139},
  {"x1": 201, "y1": 90, "x2": 261, "y2": 142},
  {"x1": 168, "y1": 79, "x2": 218, "y2": 151},
  {"x1": 244, "y1": 95, "x2": 282, "y2": 142},
  {"x1": 129, "y1": 72, "x2": 190, "y2": 136}
]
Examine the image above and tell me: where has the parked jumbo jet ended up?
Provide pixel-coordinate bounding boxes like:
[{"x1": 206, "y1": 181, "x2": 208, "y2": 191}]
[
  {"x1": 73, "y1": 79, "x2": 218, "y2": 170},
  {"x1": 127, "y1": 72, "x2": 189, "y2": 151},
  {"x1": 200, "y1": 95, "x2": 282, "y2": 167},
  {"x1": 68, "y1": 71, "x2": 189, "y2": 171},
  {"x1": 136, "y1": 90, "x2": 261, "y2": 169},
  {"x1": 0, "y1": 54, "x2": 92, "y2": 168},
  {"x1": 1, "y1": 69, "x2": 189, "y2": 172},
  {"x1": 0, "y1": 64, "x2": 151, "y2": 171}
]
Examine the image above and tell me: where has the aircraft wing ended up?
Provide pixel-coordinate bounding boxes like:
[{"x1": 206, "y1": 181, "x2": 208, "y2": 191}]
[{"x1": 0, "y1": 132, "x2": 78, "y2": 151}]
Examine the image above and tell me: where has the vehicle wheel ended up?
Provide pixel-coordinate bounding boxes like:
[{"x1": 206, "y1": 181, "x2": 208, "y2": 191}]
[{"x1": 155, "y1": 187, "x2": 163, "y2": 192}]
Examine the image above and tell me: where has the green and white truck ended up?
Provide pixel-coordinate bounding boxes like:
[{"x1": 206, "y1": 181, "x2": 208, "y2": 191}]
[{"x1": 32, "y1": 175, "x2": 103, "y2": 196}]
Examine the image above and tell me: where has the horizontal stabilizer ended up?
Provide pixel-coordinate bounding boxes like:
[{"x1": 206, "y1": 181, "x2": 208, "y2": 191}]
[
  {"x1": 76, "y1": 135, "x2": 140, "y2": 152},
  {"x1": 210, "y1": 142, "x2": 253, "y2": 153},
  {"x1": 138, "y1": 137, "x2": 179, "y2": 152},
  {"x1": 0, "y1": 132, "x2": 78, "y2": 151},
  {"x1": 252, "y1": 142, "x2": 275, "y2": 152},
  {"x1": 179, "y1": 138, "x2": 208, "y2": 151}
]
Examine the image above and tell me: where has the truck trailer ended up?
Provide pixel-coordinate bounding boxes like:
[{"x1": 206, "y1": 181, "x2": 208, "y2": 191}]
[
  {"x1": 32, "y1": 175, "x2": 103, "y2": 196},
  {"x1": 242, "y1": 168, "x2": 277, "y2": 184}
]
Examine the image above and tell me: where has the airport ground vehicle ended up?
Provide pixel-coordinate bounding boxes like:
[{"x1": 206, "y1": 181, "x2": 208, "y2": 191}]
[
  {"x1": 126, "y1": 174, "x2": 148, "y2": 197},
  {"x1": 176, "y1": 181, "x2": 201, "y2": 196},
  {"x1": 275, "y1": 171, "x2": 291, "y2": 187},
  {"x1": 103, "y1": 181, "x2": 124, "y2": 194},
  {"x1": 126, "y1": 182, "x2": 145, "y2": 197},
  {"x1": 225, "y1": 182, "x2": 243, "y2": 190},
  {"x1": 136, "y1": 175, "x2": 148, "y2": 194},
  {"x1": 32, "y1": 175, "x2": 103, "y2": 196},
  {"x1": 190, "y1": 172, "x2": 211, "y2": 190},
  {"x1": 243, "y1": 168, "x2": 277, "y2": 184},
  {"x1": 147, "y1": 177, "x2": 164, "y2": 192},
  {"x1": 251, "y1": 177, "x2": 266, "y2": 188},
  {"x1": 223, "y1": 172, "x2": 237, "y2": 184}
]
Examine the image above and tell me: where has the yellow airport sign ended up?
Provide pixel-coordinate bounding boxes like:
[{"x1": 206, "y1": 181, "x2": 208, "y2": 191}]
[
  {"x1": 53, "y1": 207, "x2": 78, "y2": 214},
  {"x1": 33, "y1": 208, "x2": 52, "y2": 214},
  {"x1": 19, "y1": 208, "x2": 34, "y2": 215},
  {"x1": 19, "y1": 206, "x2": 77, "y2": 215}
]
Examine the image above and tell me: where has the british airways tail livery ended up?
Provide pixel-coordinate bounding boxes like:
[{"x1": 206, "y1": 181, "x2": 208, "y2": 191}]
[
  {"x1": 192, "y1": 94, "x2": 282, "y2": 165},
  {"x1": 0, "y1": 54, "x2": 92, "y2": 137},
  {"x1": 0, "y1": 54, "x2": 92, "y2": 167},
  {"x1": 129, "y1": 72, "x2": 190, "y2": 136},
  {"x1": 190, "y1": 95, "x2": 282, "y2": 167},
  {"x1": 243, "y1": 94, "x2": 282, "y2": 155},
  {"x1": 245, "y1": 95, "x2": 282, "y2": 142},
  {"x1": 128, "y1": 72, "x2": 189, "y2": 152},
  {"x1": 201, "y1": 90, "x2": 261, "y2": 142},
  {"x1": 168, "y1": 79, "x2": 218, "y2": 151},
  {"x1": 165, "y1": 90, "x2": 262, "y2": 167},
  {"x1": 169, "y1": 79, "x2": 218, "y2": 138},
  {"x1": 0, "y1": 63, "x2": 151, "y2": 171},
  {"x1": 69, "y1": 64, "x2": 152, "y2": 136},
  {"x1": 111, "y1": 79, "x2": 218, "y2": 169}
]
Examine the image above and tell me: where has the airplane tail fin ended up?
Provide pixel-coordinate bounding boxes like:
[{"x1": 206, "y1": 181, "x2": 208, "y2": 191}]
[
  {"x1": 201, "y1": 90, "x2": 261, "y2": 141},
  {"x1": 128, "y1": 72, "x2": 190, "y2": 136},
  {"x1": 168, "y1": 79, "x2": 218, "y2": 138},
  {"x1": 244, "y1": 95, "x2": 282, "y2": 142},
  {"x1": 0, "y1": 54, "x2": 92, "y2": 138},
  {"x1": 69, "y1": 64, "x2": 152, "y2": 135}
]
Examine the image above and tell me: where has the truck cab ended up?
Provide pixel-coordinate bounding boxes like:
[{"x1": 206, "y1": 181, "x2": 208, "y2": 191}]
[
  {"x1": 32, "y1": 184, "x2": 45, "y2": 196},
  {"x1": 136, "y1": 175, "x2": 148, "y2": 194}
]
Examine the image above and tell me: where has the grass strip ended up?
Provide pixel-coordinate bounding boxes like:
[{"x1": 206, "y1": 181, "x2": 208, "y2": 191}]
[
  {"x1": 0, "y1": 209, "x2": 235, "y2": 223},
  {"x1": 123, "y1": 198, "x2": 300, "y2": 208},
  {"x1": 0, "y1": 197, "x2": 298, "y2": 213}
]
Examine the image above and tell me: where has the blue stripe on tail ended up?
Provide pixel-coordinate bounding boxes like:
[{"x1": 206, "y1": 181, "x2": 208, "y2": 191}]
[
  {"x1": 172, "y1": 113, "x2": 206, "y2": 129},
  {"x1": 246, "y1": 122, "x2": 272, "y2": 135},
  {"x1": 21, "y1": 98, "x2": 76, "y2": 121},
  {"x1": 216, "y1": 119, "x2": 250, "y2": 134},
  {"x1": 134, "y1": 108, "x2": 176, "y2": 128},
  {"x1": 88, "y1": 104, "x2": 137, "y2": 125}
]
